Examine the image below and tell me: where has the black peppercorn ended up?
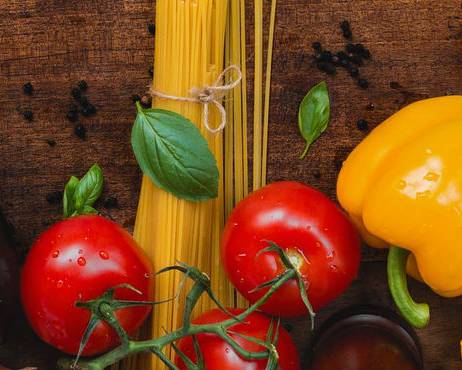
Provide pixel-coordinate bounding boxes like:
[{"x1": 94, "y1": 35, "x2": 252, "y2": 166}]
[
  {"x1": 312, "y1": 41, "x2": 322, "y2": 51},
  {"x1": 46, "y1": 139, "x2": 57, "y2": 147},
  {"x1": 320, "y1": 50, "x2": 333, "y2": 62},
  {"x1": 22, "y1": 110, "x2": 33, "y2": 122},
  {"x1": 71, "y1": 87, "x2": 81, "y2": 100},
  {"x1": 342, "y1": 29, "x2": 352, "y2": 39},
  {"x1": 81, "y1": 104, "x2": 96, "y2": 117},
  {"x1": 74, "y1": 124, "x2": 86, "y2": 139},
  {"x1": 348, "y1": 66, "x2": 359, "y2": 77},
  {"x1": 356, "y1": 119, "x2": 369, "y2": 131},
  {"x1": 78, "y1": 80, "x2": 88, "y2": 91},
  {"x1": 46, "y1": 191, "x2": 63, "y2": 205},
  {"x1": 357, "y1": 78, "x2": 369, "y2": 89},
  {"x1": 78, "y1": 96, "x2": 89, "y2": 107},
  {"x1": 337, "y1": 51, "x2": 349, "y2": 60},
  {"x1": 23, "y1": 82, "x2": 34, "y2": 95},
  {"x1": 313, "y1": 169, "x2": 322, "y2": 179},
  {"x1": 390, "y1": 81, "x2": 402, "y2": 89},
  {"x1": 148, "y1": 66, "x2": 154, "y2": 77},
  {"x1": 103, "y1": 197, "x2": 119, "y2": 209},
  {"x1": 148, "y1": 23, "x2": 156, "y2": 36},
  {"x1": 66, "y1": 110, "x2": 78, "y2": 122},
  {"x1": 340, "y1": 20, "x2": 351, "y2": 31},
  {"x1": 316, "y1": 61, "x2": 336, "y2": 75},
  {"x1": 349, "y1": 54, "x2": 363, "y2": 66},
  {"x1": 366, "y1": 102, "x2": 375, "y2": 111},
  {"x1": 346, "y1": 43, "x2": 355, "y2": 54},
  {"x1": 332, "y1": 55, "x2": 340, "y2": 65}
]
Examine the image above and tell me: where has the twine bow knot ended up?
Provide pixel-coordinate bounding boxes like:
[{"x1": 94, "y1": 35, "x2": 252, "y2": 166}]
[{"x1": 149, "y1": 65, "x2": 242, "y2": 134}]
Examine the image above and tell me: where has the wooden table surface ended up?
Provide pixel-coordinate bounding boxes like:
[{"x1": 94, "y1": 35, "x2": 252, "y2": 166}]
[{"x1": 1, "y1": 0, "x2": 462, "y2": 369}]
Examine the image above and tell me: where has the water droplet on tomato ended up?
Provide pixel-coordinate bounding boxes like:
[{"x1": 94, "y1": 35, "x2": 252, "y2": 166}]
[
  {"x1": 225, "y1": 348, "x2": 230, "y2": 353},
  {"x1": 99, "y1": 251, "x2": 109, "y2": 260},
  {"x1": 51, "y1": 250, "x2": 59, "y2": 258},
  {"x1": 77, "y1": 257, "x2": 86, "y2": 266},
  {"x1": 315, "y1": 241, "x2": 322, "y2": 248},
  {"x1": 77, "y1": 293, "x2": 83, "y2": 300},
  {"x1": 56, "y1": 280, "x2": 64, "y2": 288},
  {"x1": 144, "y1": 273, "x2": 150, "y2": 279}
]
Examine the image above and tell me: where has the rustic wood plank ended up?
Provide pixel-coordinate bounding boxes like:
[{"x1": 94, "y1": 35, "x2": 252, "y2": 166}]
[{"x1": 0, "y1": 0, "x2": 461, "y2": 369}]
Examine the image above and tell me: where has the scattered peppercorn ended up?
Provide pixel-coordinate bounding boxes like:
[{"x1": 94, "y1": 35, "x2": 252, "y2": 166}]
[
  {"x1": 316, "y1": 61, "x2": 336, "y2": 75},
  {"x1": 78, "y1": 80, "x2": 88, "y2": 91},
  {"x1": 340, "y1": 20, "x2": 351, "y2": 31},
  {"x1": 103, "y1": 196, "x2": 119, "y2": 209},
  {"x1": 66, "y1": 109, "x2": 78, "y2": 122},
  {"x1": 312, "y1": 41, "x2": 322, "y2": 51},
  {"x1": 23, "y1": 82, "x2": 34, "y2": 95},
  {"x1": 348, "y1": 66, "x2": 359, "y2": 77},
  {"x1": 148, "y1": 23, "x2": 156, "y2": 36},
  {"x1": 320, "y1": 50, "x2": 333, "y2": 62},
  {"x1": 390, "y1": 81, "x2": 402, "y2": 89},
  {"x1": 81, "y1": 104, "x2": 96, "y2": 117},
  {"x1": 46, "y1": 139, "x2": 56, "y2": 147},
  {"x1": 71, "y1": 87, "x2": 81, "y2": 100},
  {"x1": 148, "y1": 66, "x2": 154, "y2": 77},
  {"x1": 46, "y1": 191, "x2": 63, "y2": 205},
  {"x1": 366, "y1": 102, "x2": 375, "y2": 111},
  {"x1": 74, "y1": 124, "x2": 86, "y2": 139},
  {"x1": 78, "y1": 96, "x2": 90, "y2": 107},
  {"x1": 312, "y1": 21, "x2": 372, "y2": 89},
  {"x1": 22, "y1": 110, "x2": 33, "y2": 122},
  {"x1": 357, "y1": 78, "x2": 369, "y2": 89},
  {"x1": 313, "y1": 169, "x2": 322, "y2": 179},
  {"x1": 356, "y1": 119, "x2": 369, "y2": 131}
]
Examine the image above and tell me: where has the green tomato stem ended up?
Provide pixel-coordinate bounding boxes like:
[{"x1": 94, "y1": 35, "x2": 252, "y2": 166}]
[
  {"x1": 58, "y1": 265, "x2": 297, "y2": 370},
  {"x1": 387, "y1": 246, "x2": 430, "y2": 329}
]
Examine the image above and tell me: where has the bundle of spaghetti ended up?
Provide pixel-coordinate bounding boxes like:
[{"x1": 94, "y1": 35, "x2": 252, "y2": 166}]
[{"x1": 124, "y1": 1, "x2": 233, "y2": 369}]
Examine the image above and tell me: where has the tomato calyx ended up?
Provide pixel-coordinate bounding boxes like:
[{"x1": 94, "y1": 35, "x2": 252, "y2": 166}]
[{"x1": 255, "y1": 241, "x2": 315, "y2": 329}]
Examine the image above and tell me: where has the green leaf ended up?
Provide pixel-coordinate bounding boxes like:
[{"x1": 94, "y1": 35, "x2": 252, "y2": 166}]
[
  {"x1": 73, "y1": 164, "x2": 104, "y2": 211},
  {"x1": 131, "y1": 103, "x2": 218, "y2": 201},
  {"x1": 298, "y1": 81, "x2": 330, "y2": 159},
  {"x1": 63, "y1": 176, "x2": 79, "y2": 218}
]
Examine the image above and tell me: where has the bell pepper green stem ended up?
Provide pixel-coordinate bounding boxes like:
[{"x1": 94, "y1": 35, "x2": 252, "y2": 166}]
[{"x1": 387, "y1": 246, "x2": 430, "y2": 329}]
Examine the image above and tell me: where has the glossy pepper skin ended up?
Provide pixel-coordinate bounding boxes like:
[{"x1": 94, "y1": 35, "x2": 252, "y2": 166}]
[{"x1": 337, "y1": 96, "x2": 462, "y2": 298}]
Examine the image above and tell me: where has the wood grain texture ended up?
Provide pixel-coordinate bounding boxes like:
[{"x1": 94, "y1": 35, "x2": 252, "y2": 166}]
[{"x1": 0, "y1": 0, "x2": 461, "y2": 369}]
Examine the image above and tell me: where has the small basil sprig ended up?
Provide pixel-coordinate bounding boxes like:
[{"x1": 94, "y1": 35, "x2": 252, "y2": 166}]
[
  {"x1": 298, "y1": 81, "x2": 330, "y2": 159},
  {"x1": 63, "y1": 164, "x2": 103, "y2": 217},
  {"x1": 131, "y1": 102, "x2": 219, "y2": 202}
]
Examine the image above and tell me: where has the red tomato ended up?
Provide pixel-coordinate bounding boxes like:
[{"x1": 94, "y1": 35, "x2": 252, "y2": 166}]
[
  {"x1": 175, "y1": 308, "x2": 301, "y2": 370},
  {"x1": 21, "y1": 215, "x2": 154, "y2": 356},
  {"x1": 221, "y1": 181, "x2": 360, "y2": 317}
]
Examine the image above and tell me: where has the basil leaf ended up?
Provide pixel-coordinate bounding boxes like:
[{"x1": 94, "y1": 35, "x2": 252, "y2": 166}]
[
  {"x1": 63, "y1": 176, "x2": 79, "y2": 218},
  {"x1": 298, "y1": 81, "x2": 330, "y2": 159},
  {"x1": 131, "y1": 104, "x2": 218, "y2": 201},
  {"x1": 73, "y1": 164, "x2": 104, "y2": 211}
]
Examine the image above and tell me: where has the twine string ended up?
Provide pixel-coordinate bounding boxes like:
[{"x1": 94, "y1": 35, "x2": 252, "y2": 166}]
[{"x1": 149, "y1": 65, "x2": 242, "y2": 133}]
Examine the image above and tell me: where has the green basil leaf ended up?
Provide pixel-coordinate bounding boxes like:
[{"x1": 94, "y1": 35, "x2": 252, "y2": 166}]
[
  {"x1": 73, "y1": 164, "x2": 104, "y2": 211},
  {"x1": 298, "y1": 81, "x2": 330, "y2": 159},
  {"x1": 63, "y1": 176, "x2": 79, "y2": 218},
  {"x1": 131, "y1": 104, "x2": 218, "y2": 201}
]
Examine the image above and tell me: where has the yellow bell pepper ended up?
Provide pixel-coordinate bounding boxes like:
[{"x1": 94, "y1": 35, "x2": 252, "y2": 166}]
[{"x1": 337, "y1": 96, "x2": 462, "y2": 330}]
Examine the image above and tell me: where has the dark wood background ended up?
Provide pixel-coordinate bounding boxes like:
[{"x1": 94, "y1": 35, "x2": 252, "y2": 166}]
[{"x1": 1, "y1": 0, "x2": 462, "y2": 369}]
